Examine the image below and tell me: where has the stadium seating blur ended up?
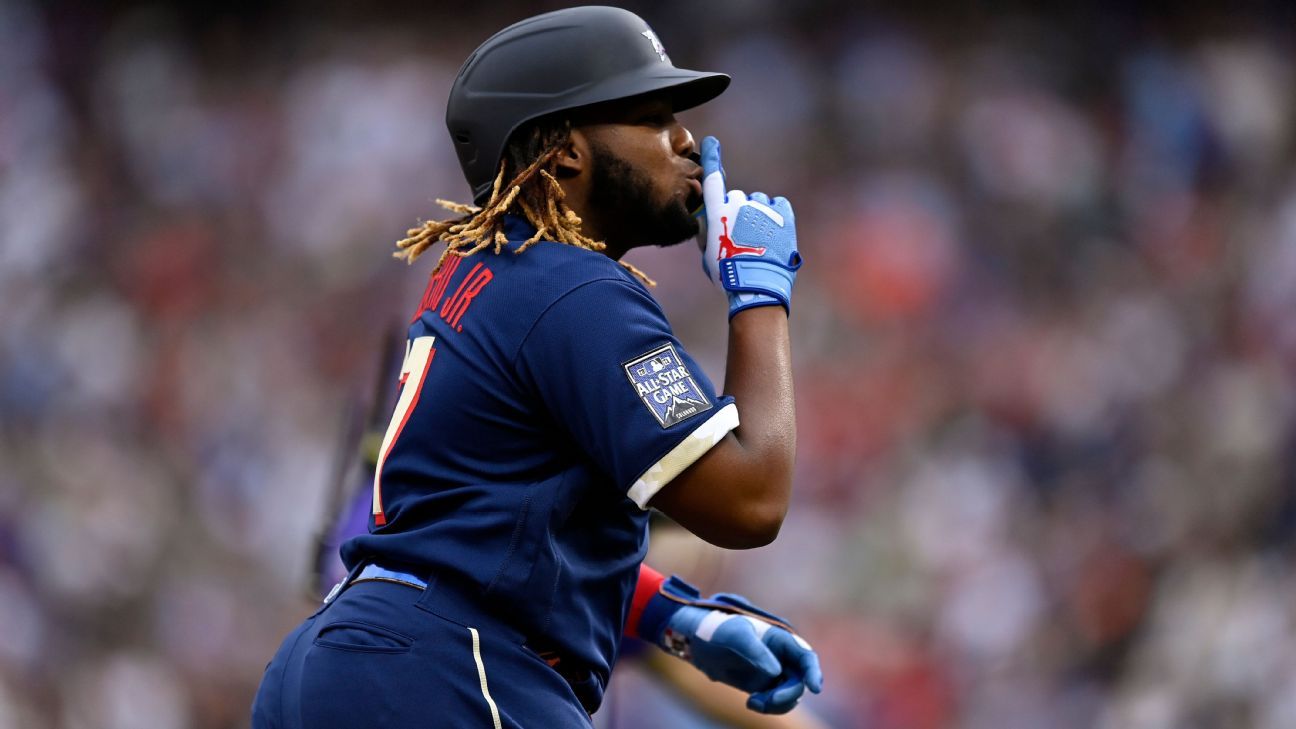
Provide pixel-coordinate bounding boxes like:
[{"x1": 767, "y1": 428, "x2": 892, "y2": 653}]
[{"x1": 2, "y1": 2, "x2": 1294, "y2": 727}]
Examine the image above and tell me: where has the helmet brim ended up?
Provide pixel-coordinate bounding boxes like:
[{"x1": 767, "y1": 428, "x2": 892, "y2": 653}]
[
  {"x1": 470, "y1": 68, "x2": 729, "y2": 204},
  {"x1": 623, "y1": 68, "x2": 731, "y2": 113}
]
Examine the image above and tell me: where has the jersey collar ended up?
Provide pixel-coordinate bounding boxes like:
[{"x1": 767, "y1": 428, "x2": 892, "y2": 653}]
[{"x1": 502, "y1": 214, "x2": 539, "y2": 243}]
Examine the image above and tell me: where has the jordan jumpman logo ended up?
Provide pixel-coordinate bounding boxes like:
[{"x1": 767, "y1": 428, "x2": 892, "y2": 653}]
[{"x1": 718, "y1": 216, "x2": 767, "y2": 258}]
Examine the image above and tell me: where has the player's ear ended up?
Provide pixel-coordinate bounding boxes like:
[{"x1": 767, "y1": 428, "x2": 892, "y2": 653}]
[{"x1": 552, "y1": 128, "x2": 588, "y2": 179}]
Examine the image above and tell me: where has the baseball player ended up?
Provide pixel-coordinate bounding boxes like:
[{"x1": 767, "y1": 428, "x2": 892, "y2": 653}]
[{"x1": 253, "y1": 7, "x2": 819, "y2": 728}]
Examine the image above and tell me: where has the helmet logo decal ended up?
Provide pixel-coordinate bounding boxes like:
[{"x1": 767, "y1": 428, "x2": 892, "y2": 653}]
[{"x1": 641, "y1": 29, "x2": 670, "y2": 64}]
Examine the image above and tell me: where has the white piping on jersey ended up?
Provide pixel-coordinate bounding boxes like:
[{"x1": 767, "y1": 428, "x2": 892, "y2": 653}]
[
  {"x1": 627, "y1": 403, "x2": 740, "y2": 509},
  {"x1": 469, "y1": 627, "x2": 503, "y2": 729}
]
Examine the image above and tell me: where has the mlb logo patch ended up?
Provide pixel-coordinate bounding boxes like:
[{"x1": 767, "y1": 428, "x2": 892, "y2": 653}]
[{"x1": 624, "y1": 344, "x2": 713, "y2": 428}]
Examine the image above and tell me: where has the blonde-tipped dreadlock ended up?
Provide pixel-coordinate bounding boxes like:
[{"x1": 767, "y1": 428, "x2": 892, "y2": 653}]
[{"x1": 394, "y1": 121, "x2": 655, "y2": 286}]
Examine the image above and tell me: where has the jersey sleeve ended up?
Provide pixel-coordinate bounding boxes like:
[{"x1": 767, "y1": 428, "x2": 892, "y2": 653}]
[{"x1": 515, "y1": 277, "x2": 738, "y2": 508}]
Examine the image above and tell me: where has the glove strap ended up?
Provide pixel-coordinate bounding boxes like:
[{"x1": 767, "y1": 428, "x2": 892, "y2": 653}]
[
  {"x1": 637, "y1": 575, "x2": 699, "y2": 647},
  {"x1": 696, "y1": 593, "x2": 796, "y2": 634},
  {"x1": 639, "y1": 575, "x2": 800, "y2": 650},
  {"x1": 721, "y1": 253, "x2": 803, "y2": 317}
]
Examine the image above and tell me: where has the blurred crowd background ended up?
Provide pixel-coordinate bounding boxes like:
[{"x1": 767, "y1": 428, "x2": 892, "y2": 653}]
[{"x1": 3, "y1": 1, "x2": 1296, "y2": 727}]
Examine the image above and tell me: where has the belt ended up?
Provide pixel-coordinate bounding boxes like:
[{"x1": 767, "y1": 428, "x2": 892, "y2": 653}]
[
  {"x1": 326, "y1": 562, "x2": 520, "y2": 645},
  {"x1": 353, "y1": 563, "x2": 428, "y2": 590},
  {"x1": 328, "y1": 561, "x2": 603, "y2": 712},
  {"x1": 322, "y1": 563, "x2": 430, "y2": 604}
]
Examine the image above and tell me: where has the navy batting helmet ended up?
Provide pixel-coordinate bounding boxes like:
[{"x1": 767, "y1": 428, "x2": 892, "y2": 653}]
[{"x1": 447, "y1": 6, "x2": 730, "y2": 205}]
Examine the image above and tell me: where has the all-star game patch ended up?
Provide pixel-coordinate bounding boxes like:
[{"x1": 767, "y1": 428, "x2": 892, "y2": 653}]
[{"x1": 623, "y1": 343, "x2": 713, "y2": 428}]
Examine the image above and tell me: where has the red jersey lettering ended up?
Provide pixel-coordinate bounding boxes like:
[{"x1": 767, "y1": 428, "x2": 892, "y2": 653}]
[
  {"x1": 439, "y1": 262, "x2": 494, "y2": 332},
  {"x1": 411, "y1": 257, "x2": 463, "y2": 323}
]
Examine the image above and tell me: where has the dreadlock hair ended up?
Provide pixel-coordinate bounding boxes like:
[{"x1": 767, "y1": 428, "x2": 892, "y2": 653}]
[{"x1": 394, "y1": 118, "x2": 655, "y2": 286}]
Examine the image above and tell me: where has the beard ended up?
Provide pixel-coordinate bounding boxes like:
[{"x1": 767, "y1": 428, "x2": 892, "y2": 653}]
[{"x1": 586, "y1": 141, "x2": 699, "y2": 249}]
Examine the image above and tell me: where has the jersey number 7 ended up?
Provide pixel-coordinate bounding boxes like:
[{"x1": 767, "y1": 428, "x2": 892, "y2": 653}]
[{"x1": 371, "y1": 335, "x2": 436, "y2": 526}]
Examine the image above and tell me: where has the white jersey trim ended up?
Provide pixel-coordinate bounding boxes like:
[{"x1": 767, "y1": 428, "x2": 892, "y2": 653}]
[{"x1": 627, "y1": 403, "x2": 739, "y2": 510}]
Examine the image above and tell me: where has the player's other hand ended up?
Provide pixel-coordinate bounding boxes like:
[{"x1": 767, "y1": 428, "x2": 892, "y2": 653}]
[
  {"x1": 643, "y1": 576, "x2": 823, "y2": 714},
  {"x1": 667, "y1": 604, "x2": 823, "y2": 714},
  {"x1": 697, "y1": 135, "x2": 802, "y2": 318}
]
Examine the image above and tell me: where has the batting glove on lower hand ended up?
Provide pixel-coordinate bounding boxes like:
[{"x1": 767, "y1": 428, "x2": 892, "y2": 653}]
[
  {"x1": 698, "y1": 136, "x2": 803, "y2": 318},
  {"x1": 639, "y1": 575, "x2": 823, "y2": 714}
]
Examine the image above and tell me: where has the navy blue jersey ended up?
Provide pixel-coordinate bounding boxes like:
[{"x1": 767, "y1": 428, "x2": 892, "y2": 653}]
[{"x1": 340, "y1": 216, "x2": 738, "y2": 702}]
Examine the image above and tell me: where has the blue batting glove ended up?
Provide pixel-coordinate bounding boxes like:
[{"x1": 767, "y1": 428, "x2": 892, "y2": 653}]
[
  {"x1": 639, "y1": 576, "x2": 823, "y2": 714},
  {"x1": 698, "y1": 136, "x2": 803, "y2": 318}
]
